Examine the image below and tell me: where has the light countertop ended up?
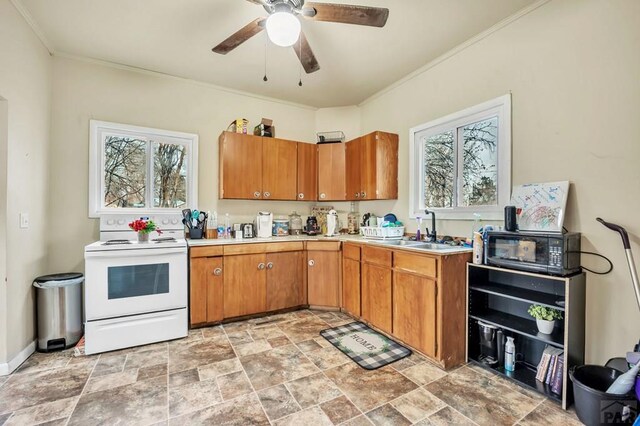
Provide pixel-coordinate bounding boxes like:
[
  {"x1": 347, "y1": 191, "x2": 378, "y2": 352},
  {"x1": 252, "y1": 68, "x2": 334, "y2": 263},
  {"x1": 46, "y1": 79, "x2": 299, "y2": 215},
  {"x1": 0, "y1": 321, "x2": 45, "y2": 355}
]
[{"x1": 187, "y1": 234, "x2": 472, "y2": 255}]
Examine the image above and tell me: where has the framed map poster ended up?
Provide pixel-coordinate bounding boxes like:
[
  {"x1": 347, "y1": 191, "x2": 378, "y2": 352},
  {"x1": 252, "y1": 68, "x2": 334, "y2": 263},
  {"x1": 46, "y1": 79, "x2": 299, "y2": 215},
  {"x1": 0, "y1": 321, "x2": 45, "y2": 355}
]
[{"x1": 510, "y1": 181, "x2": 569, "y2": 232}]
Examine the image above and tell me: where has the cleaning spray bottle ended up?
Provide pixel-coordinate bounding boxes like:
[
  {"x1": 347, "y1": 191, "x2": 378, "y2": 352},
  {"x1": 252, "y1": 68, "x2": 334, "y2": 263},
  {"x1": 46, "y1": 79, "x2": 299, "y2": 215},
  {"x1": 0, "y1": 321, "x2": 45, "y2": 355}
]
[{"x1": 505, "y1": 336, "x2": 516, "y2": 372}]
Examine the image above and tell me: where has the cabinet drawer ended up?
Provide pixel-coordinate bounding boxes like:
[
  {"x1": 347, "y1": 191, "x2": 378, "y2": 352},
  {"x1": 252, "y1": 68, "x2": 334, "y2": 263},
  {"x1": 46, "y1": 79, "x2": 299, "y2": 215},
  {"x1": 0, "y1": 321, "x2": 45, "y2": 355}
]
[
  {"x1": 190, "y1": 246, "x2": 224, "y2": 258},
  {"x1": 394, "y1": 252, "x2": 437, "y2": 278},
  {"x1": 362, "y1": 246, "x2": 392, "y2": 267},
  {"x1": 224, "y1": 244, "x2": 268, "y2": 255},
  {"x1": 343, "y1": 243, "x2": 361, "y2": 261},
  {"x1": 266, "y1": 242, "x2": 304, "y2": 253},
  {"x1": 306, "y1": 241, "x2": 341, "y2": 251}
]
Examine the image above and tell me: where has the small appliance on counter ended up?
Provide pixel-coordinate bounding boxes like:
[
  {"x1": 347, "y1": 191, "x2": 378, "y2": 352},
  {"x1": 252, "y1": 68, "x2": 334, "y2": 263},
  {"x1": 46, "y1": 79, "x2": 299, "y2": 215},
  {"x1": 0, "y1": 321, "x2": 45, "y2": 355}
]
[
  {"x1": 289, "y1": 211, "x2": 303, "y2": 235},
  {"x1": 241, "y1": 223, "x2": 255, "y2": 238},
  {"x1": 273, "y1": 218, "x2": 289, "y2": 236},
  {"x1": 256, "y1": 211, "x2": 273, "y2": 238},
  {"x1": 305, "y1": 216, "x2": 320, "y2": 235},
  {"x1": 484, "y1": 230, "x2": 581, "y2": 276},
  {"x1": 326, "y1": 209, "x2": 338, "y2": 236}
]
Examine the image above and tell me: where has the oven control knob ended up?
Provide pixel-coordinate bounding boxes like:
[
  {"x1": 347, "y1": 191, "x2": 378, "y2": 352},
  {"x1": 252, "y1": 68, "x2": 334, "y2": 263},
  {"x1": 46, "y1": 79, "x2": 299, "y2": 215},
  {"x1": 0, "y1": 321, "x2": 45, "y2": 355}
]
[
  {"x1": 106, "y1": 219, "x2": 115, "y2": 226},
  {"x1": 117, "y1": 219, "x2": 125, "y2": 225},
  {"x1": 171, "y1": 219, "x2": 178, "y2": 225},
  {"x1": 162, "y1": 219, "x2": 169, "y2": 225}
]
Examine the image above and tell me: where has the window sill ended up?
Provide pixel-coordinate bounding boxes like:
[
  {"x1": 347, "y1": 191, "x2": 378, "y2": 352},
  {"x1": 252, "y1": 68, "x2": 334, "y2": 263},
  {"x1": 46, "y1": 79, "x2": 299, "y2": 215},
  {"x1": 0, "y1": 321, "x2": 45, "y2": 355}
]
[{"x1": 411, "y1": 209, "x2": 503, "y2": 221}]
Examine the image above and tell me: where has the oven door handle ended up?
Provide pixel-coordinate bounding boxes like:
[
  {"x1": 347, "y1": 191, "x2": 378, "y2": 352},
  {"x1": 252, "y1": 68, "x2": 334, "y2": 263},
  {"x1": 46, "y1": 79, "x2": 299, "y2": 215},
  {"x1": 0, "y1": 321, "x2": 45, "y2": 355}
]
[{"x1": 85, "y1": 247, "x2": 186, "y2": 258}]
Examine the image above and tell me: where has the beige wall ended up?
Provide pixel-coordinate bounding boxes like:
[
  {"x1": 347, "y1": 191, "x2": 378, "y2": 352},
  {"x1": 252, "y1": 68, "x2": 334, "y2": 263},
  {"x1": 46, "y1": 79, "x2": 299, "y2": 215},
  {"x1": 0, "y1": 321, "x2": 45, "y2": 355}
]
[
  {"x1": 0, "y1": 0, "x2": 52, "y2": 365},
  {"x1": 48, "y1": 56, "x2": 320, "y2": 271},
  {"x1": 0, "y1": 98, "x2": 7, "y2": 364},
  {"x1": 359, "y1": 0, "x2": 640, "y2": 363}
]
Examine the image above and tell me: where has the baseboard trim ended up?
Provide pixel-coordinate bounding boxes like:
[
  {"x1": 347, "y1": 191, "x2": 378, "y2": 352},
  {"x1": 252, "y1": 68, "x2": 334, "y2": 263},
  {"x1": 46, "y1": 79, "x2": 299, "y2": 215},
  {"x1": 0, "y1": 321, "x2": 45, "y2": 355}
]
[{"x1": 0, "y1": 340, "x2": 36, "y2": 376}]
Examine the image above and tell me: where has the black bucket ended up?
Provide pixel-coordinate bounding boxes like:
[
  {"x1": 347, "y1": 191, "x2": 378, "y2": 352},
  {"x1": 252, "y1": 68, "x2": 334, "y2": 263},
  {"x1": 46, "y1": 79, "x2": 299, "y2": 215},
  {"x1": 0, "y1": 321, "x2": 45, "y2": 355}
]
[{"x1": 569, "y1": 365, "x2": 638, "y2": 425}]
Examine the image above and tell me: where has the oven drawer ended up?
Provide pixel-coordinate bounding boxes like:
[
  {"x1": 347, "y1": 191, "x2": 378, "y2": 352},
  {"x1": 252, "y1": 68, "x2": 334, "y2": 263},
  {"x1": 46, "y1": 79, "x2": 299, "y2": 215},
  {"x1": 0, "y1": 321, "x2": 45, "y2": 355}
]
[{"x1": 84, "y1": 308, "x2": 187, "y2": 355}]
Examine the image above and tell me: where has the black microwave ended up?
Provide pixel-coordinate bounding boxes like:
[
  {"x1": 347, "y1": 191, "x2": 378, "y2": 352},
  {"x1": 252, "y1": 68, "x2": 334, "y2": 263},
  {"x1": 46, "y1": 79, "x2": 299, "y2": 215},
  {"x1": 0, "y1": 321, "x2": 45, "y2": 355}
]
[{"x1": 484, "y1": 231, "x2": 581, "y2": 276}]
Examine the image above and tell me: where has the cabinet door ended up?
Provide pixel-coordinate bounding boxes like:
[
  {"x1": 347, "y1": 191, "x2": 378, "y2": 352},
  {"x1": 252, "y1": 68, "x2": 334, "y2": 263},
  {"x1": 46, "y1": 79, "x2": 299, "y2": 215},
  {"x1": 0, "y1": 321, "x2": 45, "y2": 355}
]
[
  {"x1": 266, "y1": 251, "x2": 304, "y2": 311},
  {"x1": 360, "y1": 134, "x2": 377, "y2": 200},
  {"x1": 223, "y1": 253, "x2": 267, "y2": 318},
  {"x1": 373, "y1": 132, "x2": 398, "y2": 200},
  {"x1": 219, "y1": 132, "x2": 263, "y2": 199},
  {"x1": 262, "y1": 138, "x2": 297, "y2": 200},
  {"x1": 342, "y1": 257, "x2": 361, "y2": 317},
  {"x1": 317, "y1": 143, "x2": 345, "y2": 201},
  {"x1": 361, "y1": 263, "x2": 392, "y2": 334},
  {"x1": 307, "y1": 250, "x2": 340, "y2": 307},
  {"x1": 393, "y1": 271, "x2": 437, "y2": 358},
  {"x1": 190, "y1": 257, "x2": 224, "y2": 325},
  {"x1": 297, "y1": 142, "x2": 317, "y2": 201},
  {"x1": 345, "y1": 138, "x2": 362, "y2": 201}
]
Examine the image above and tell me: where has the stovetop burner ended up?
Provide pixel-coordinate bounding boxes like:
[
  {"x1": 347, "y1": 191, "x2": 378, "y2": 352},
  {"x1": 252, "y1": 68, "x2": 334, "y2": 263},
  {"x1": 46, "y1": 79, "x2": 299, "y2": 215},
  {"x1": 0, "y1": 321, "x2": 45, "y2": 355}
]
[{"x1": 102, "y1": 239, "x2": 132, "y2": 246}]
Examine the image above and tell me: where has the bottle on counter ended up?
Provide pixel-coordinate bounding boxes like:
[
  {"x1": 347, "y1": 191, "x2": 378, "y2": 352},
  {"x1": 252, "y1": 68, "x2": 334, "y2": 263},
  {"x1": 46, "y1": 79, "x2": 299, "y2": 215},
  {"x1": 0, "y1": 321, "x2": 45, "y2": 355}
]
[
  {"x1": 504, "y1": 337, "x2": 516, "y2": 372},
  {"x1": 224, "y1": 213, "x2": 231, "y2": 239},
  {"x1": 347, "y1": 202, "x2": 359, "y2": 235}
]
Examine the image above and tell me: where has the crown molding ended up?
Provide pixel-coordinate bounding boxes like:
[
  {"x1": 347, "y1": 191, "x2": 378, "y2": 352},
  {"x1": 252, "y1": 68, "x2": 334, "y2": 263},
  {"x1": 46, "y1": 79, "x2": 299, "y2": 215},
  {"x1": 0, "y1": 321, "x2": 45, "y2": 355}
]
[
  {"x1": 10, "y1": 0, "x2": 54, "y2": 54},
  {"x1": 359, "y1": 0, "x2": 551, "y2": 107}
]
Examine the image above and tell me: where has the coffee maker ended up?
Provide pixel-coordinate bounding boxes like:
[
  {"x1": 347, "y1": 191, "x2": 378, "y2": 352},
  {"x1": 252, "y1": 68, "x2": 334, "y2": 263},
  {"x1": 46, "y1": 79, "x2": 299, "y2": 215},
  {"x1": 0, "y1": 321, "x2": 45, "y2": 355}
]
[{"x1": 478, "y1": 321, "x2": 499, "y2": 366}]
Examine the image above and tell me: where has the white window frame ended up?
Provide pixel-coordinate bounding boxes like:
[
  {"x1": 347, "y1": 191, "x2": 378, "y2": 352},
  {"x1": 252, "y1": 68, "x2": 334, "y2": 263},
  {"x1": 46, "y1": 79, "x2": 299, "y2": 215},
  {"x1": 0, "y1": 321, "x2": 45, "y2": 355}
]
[
  {"x1": 89, "y1": 120, "x2": 198, "y2": 218},
  {"x1": 409, "y1": 94, "x2": 511, "y2": 220}
]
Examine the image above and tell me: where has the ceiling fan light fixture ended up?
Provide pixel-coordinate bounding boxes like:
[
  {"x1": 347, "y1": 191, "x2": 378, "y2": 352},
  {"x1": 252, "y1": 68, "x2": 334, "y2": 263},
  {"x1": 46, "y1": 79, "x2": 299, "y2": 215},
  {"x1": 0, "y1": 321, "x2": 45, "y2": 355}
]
[{"x1": 266, "y1": 11, "x2": 301, "y2": 47}]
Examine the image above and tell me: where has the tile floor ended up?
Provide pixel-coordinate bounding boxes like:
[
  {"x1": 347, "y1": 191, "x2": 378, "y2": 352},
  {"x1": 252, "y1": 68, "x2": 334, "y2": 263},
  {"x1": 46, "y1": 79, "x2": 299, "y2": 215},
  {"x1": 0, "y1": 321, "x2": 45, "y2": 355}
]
[{"x1": 0, "y1": 309, "x2": 582, "y2": 426}]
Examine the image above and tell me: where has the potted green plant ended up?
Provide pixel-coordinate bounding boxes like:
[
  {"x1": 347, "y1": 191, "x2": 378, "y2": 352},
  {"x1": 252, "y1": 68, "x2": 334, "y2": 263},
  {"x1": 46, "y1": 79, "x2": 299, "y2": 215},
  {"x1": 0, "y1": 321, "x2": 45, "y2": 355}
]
[{"x1": 527, "y1": 304, "x2": 563, "y2": 334}]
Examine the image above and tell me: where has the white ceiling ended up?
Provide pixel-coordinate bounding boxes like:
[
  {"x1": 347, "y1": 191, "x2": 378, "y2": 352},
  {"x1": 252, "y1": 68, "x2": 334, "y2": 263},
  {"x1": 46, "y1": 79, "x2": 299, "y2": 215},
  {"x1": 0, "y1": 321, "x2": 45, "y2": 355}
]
[{"x1": 19, "y1": 0, "x2": 535, "y2": 107}]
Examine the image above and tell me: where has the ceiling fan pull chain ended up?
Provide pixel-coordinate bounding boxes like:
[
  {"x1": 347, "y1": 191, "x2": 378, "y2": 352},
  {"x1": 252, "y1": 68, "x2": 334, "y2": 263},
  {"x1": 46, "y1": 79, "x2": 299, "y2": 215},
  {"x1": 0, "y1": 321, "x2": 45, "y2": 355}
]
[
  {"x1": 298, "y1": 36, "x2": 303, "y2": 87},
  {"x1": 263, "y1": 32, "x2": 268, "y2": 82}
]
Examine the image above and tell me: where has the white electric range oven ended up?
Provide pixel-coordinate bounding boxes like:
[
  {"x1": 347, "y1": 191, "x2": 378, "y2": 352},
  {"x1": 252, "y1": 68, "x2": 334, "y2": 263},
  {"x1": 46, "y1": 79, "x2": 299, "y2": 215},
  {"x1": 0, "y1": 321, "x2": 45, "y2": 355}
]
[{"x1": 83, "y1": 214, "x2": 188, "y2": 355}]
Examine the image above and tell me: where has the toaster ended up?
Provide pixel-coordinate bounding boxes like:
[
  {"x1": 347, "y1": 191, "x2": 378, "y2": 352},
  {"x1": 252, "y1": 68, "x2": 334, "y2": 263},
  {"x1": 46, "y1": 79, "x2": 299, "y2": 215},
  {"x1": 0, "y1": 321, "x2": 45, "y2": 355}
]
[{"x1": 242, "y1": 223, "x2": 255, "y2": 238}]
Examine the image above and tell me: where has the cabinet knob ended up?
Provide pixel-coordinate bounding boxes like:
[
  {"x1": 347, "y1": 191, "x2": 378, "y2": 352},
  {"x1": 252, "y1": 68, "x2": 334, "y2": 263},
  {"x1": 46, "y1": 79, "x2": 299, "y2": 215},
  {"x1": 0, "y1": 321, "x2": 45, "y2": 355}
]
[
  {"x1": 254, "y1": 191, "x2": 261, "y2": 198},
  {"x1": 308, "y1": 259, "x2": 315, "y2": 267},
  {"x1": 213, "y1": 268, "x2": 222, "y2": 276},
  {"x1": 266, "y1": 262, "x2": 274, "y2": 270},
  {"x1": 355, "y1": 192, "x2": 360, "y2": 198},
  {"x1": 258, "y1": 263, "x2": 266, "y2": 270},
  {"x1": 264, "y1": 191, "x2": 271, "y2": 198},
  {"x1": 319, "y1": 193, "x2": 326, "y2": 199},
  {"x1": 298, "y1": 193, "x2": 304, "y2": 199},
  {"x1": 360, "y1": 191, "x2": 367, "y2": 198}
]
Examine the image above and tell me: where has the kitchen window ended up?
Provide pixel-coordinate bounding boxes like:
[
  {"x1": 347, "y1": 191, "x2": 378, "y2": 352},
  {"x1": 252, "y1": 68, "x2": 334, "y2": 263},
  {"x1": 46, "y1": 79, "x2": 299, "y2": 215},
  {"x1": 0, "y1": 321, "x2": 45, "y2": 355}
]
[
  {"x1": 89, "y1": 120, "x2": 198, "y2": 217},
  {"x1": 409, "y1": 94, "x2": 511, "y2": 220}
]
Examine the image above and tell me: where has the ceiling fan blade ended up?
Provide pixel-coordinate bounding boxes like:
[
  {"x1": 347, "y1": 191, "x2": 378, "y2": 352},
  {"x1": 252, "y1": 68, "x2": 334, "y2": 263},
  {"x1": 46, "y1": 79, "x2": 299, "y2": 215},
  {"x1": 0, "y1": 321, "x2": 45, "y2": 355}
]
[
  {"x1": 302, "y1": 2, "x2": 389, "y2": 27},
  {"x1": 293, "y1": 31, "x2": 320, "y2": 74},
  {"x1": 212, "y1": 18, "x2": 266, "y2": 54}
]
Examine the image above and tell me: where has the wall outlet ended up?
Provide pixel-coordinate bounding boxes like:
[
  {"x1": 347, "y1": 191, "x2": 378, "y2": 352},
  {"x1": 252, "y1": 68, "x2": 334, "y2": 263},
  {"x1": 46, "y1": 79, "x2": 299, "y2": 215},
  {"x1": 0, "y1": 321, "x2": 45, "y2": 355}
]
[{"x1": 19, "y1": 212, "x2": 29, "y2": 229}]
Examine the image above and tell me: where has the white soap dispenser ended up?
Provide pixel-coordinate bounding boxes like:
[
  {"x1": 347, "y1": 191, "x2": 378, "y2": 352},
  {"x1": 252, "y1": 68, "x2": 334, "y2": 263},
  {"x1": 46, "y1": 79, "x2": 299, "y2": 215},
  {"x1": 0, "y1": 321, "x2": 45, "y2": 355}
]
[{"x1": 504, "y1": 336, "x2": 516, "y2": 372}]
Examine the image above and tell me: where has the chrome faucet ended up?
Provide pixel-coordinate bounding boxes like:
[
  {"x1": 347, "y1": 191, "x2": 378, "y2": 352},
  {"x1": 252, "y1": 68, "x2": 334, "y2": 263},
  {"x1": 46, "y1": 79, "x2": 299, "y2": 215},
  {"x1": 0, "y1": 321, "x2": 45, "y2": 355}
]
[{"x1": 424, "y1": 209, "x2": 437, "y2": 242}]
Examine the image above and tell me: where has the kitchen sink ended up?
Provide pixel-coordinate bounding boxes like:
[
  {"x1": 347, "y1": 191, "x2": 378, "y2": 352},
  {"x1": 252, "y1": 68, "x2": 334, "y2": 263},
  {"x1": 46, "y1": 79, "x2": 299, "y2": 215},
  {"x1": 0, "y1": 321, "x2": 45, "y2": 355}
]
[
  {"x1": 410, "y1": 243, "x2": 456, "y2": 250},
  {"x1": 369, "y1": 240, "x2": 463, "y2": 251},
  {"x1": 371, "y1": 239, "x2": 425, "y2": 246}
]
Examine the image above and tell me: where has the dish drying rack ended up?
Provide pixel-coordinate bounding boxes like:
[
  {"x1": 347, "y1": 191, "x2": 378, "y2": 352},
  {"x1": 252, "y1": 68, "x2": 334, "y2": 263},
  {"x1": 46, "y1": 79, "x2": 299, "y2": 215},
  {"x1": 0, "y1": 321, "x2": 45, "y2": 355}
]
[{"x1": 360, "y1": 226, "x2": 405, "y2": 240}]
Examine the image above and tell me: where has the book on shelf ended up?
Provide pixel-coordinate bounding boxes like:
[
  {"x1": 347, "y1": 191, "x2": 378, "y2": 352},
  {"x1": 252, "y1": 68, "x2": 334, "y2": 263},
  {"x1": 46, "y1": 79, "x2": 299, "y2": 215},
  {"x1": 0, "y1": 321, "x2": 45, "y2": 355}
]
[
  {"x1": 536, "y1": 347, "x2": 553, "y2": 382},
  {"x1": 546, "y1": 349, "x2": 564, "y2": 385},
  {"x1": 550, "y1": 356, "x2": 565, "y2": 395}
]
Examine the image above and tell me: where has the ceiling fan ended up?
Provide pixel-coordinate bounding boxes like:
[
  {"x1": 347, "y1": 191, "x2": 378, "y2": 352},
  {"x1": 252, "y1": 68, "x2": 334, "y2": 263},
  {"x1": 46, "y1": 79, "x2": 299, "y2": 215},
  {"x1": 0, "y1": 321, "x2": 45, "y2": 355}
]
[{"x1": 212, "y1": 0, "x2": 389, "y2": 74}]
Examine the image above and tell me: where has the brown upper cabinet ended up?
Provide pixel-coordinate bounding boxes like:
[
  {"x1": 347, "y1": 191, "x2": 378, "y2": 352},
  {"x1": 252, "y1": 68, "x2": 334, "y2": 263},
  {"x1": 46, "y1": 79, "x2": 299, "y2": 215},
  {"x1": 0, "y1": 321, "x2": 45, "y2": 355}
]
[
  {"x1": 219, "y1": 131, "x2": 297, "y2": 200},
  {"x1": 345, "y1": 131, "x2": 399, "y2": 201},
  {"x1": 317, "y1": 143, "x2": 346, "y2": 201},
  {"x1": 296, "y1": 142, "x2": 317, "y2": 201},
  {"x1": 219, "y1": 130, "x2": 397, "y2": 201}
]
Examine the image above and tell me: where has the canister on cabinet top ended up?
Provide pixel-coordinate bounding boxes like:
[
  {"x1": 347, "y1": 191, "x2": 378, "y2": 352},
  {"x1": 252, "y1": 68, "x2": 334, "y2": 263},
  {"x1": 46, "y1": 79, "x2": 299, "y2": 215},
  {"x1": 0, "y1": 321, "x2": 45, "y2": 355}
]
[{"x1": 273, "y1": 219, "x2": 289, "y2": 236}]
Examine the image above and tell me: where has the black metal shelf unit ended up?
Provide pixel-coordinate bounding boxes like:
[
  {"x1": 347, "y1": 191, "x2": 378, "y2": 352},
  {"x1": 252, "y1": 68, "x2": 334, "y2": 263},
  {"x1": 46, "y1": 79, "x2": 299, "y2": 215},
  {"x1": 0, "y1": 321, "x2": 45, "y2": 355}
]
[{"x1": 466, "y1": 263, "x2": 586, "y2": 410}]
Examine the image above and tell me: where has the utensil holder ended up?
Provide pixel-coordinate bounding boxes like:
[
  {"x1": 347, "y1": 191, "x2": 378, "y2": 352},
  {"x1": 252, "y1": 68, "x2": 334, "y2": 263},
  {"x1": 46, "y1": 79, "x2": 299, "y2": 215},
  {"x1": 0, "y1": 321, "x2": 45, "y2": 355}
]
[{"x1": 189, "y1": 228, "x2": 203, "y2": 239}]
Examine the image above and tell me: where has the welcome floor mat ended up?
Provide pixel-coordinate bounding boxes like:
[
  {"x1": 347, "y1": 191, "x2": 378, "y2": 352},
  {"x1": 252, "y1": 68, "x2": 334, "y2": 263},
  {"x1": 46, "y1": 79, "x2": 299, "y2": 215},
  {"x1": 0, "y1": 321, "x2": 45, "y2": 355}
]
[{"x1": 320, "y1": 321, "x2": 412, "y2": 370}]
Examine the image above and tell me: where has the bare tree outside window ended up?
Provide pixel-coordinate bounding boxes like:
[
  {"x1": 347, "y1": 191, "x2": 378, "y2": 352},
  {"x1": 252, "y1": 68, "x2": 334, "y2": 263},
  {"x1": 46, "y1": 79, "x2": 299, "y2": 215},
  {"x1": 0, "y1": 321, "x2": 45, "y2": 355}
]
[
  {"x1": 104, "y1": 136, "x2": 146, "y2": 208},
  {"x1": 153, "y1": 142, "x2": 187, "y2": 208},
  {"x1": 422, "y1": 117, "x2": 498, "y2": 209},
  {"x1": 423, "y1": 131, "x2": 454, "y2": 207}
]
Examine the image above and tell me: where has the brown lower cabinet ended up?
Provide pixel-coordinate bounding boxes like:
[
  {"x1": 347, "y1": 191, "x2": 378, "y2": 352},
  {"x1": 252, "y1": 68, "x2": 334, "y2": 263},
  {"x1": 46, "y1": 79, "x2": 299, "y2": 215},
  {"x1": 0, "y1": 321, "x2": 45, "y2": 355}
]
[
  {"x1": 342, "y1": 248, "x2": 361, "y2": 317},
  {"x1": 307, "y1": 241, "x2": 341, "y2": 308},
  {"x1": 266, "y1": 251, "x2": 304, "y2": 311},
  {"x1": 361, "y1": 263, "x2": 393, "y2": 334},
  {"x1": 189, "y1": 256, "x2": 224, "y2": 325},
  {"x1": 393, "y1": 271, "x2": 437, "y2": 358},
  {"x1": 224, "y1": 253, "x2": 267, "y2": 318}
]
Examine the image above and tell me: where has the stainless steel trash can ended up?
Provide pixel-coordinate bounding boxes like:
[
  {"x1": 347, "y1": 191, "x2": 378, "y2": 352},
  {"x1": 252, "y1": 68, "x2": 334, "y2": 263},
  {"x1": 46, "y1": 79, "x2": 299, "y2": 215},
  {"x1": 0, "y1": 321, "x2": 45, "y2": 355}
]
[{"x1": 33, "y1": 272, "x2": 83, "y2": 352}]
